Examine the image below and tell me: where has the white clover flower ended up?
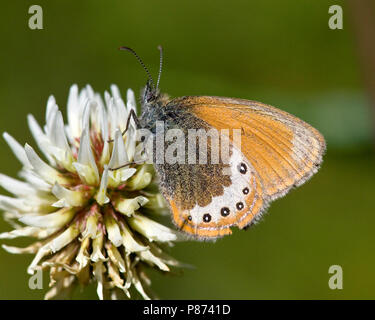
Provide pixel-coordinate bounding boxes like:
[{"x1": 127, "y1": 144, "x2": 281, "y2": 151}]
[{"x1": 0, "y1": 84, "x2": 182, "y2": 300}]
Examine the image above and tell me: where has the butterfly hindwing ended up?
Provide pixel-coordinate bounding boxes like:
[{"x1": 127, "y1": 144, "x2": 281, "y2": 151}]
[{"x1": 160, "y1": 143, "x2": 264, "y2": 239}]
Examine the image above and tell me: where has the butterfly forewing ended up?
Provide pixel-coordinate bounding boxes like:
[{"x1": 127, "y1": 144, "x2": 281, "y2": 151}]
[{"x1": 176, "y1": 96, "x2": 326, "y2": 199}]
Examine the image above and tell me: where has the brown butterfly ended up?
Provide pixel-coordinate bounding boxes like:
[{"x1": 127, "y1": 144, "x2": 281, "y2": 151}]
[{"x1": 115, "y1": 46, "x2": 326, "y2": 239}]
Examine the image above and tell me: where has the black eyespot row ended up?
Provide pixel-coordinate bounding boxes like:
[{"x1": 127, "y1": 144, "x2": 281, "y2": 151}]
[
  {"x1": 242, "y1": 187, "x2": 249, "y2": 195},
  {"x1": 238, "y1": 162, "x2": 247, "y2": 174},
  {"x1": 221, "y1": 207, "x2": 230, "y2": 217},
  {"x1": 236, "y1": 202, "x2": 244, "y2": 210},
  {"x1": 188, "y1": 215, "x2": 192, "y2": 221},
  {"x1": 203, "y1": 213, "x2": 211, "y2": 222}
]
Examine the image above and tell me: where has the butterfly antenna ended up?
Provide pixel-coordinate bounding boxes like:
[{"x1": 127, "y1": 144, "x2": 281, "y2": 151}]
[
  {"x1": 119, "y1": 46, "x2": 155, "y2": 90},
  {"x1": 156, "y1": 45, "x2": 163, "y2": 90}
]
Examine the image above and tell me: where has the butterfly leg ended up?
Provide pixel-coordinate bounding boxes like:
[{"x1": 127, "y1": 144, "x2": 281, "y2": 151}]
[
  {"x1": 109, "y1": 160, "x2": 145, "y2": 171},
  {"x1": 107, "y1": 109, "x2": 146, "y2": 170},
  {"x1": 107, "y1": 109, "x2": 140, "y2": 143}
]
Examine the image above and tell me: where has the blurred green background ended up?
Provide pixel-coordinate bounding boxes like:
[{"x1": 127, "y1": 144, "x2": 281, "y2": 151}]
[{"x1": 0, "y1": 0, "x2": 374, "y2": 299}]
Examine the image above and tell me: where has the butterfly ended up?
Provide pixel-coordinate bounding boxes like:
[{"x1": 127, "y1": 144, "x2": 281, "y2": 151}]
[{"x1": 114, "y1": 46, "x2": 326, "y2": 240}]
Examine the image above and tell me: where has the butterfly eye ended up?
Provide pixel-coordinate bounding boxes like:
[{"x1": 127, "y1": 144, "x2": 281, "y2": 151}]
[
  {"x1": 238, "y1": 163, "x2": 247, "y2": 174},
  {"x1": 221, "y1": 207, "x2": 230, "y2": 217},
  {"x1": 187, "y1": 215, "x2": 192, "y2": 221},
  {"x1": 147, "y1": 92, "x2": 156, "y2": 102},
  {"x1": 203, "y1": 214, "x2": 211, "y2": 222},
  {"x1": 242, "y1": 187, "x2": 249, "y2": 195},
  {"x1": 236, "y1": 202, "x2": 244, "y2": 210}
]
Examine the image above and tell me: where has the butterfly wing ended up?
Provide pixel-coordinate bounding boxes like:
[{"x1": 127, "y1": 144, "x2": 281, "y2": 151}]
[
  {"x1": 158, "y1": 142, "x2": 264, "y2": 238},
  {"x1": 157, "y1": 96, "x2": 325, "y2": 239}
]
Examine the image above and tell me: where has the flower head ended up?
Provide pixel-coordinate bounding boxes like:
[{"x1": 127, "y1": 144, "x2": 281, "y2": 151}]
[{"x1": 0, "y1": 84, "x2": 182, "y2": 299}]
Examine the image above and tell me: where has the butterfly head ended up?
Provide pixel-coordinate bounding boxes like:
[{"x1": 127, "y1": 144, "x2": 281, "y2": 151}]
[{"x1": 142, "y1": 80, "x2": 160, "y2": 105}]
